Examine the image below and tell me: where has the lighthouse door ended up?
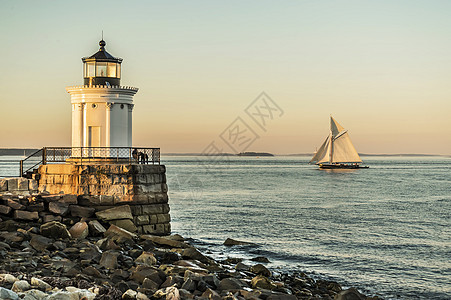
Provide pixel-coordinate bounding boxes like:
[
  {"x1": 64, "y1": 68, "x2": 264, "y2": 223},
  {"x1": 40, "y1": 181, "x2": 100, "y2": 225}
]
[{"x1": 88, "y1": 126, "x2": 101, "y2": 156}]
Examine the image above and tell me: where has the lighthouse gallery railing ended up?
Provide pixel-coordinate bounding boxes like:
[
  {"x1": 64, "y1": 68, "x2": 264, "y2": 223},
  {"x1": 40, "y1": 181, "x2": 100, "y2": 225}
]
[{"x1": 20, "y1": 147, "x2": 160, "y2": 177}]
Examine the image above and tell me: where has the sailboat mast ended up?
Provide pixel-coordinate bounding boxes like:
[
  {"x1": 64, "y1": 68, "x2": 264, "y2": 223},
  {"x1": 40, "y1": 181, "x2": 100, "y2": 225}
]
[
  {"x1": 329, "y1": 132, "x2": 333, "y2": 163},
  {"x1": 329, "y1": 116, "x2": 333, "y2": 164}
]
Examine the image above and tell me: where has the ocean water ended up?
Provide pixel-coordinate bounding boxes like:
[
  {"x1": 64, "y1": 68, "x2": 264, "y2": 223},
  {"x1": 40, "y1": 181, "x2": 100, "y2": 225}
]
[
  {"x1": 1, "y1": 155, "x2": 450, "y2": 299},
  {"x1": 164, "y1": 156, "x2": 450, "y2": 300}
]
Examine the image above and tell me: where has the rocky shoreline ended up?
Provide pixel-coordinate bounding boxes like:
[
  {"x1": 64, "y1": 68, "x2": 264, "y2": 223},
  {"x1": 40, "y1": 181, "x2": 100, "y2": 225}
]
[{"x1": 0, "y1": 218, "x2": 383, "y2": 300}]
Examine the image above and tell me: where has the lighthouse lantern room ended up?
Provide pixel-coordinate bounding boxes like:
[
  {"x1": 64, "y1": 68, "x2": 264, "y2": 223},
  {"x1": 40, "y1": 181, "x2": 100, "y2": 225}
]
[{"x1": 66, "y1": 40, "x2": 138, "y2": 152}]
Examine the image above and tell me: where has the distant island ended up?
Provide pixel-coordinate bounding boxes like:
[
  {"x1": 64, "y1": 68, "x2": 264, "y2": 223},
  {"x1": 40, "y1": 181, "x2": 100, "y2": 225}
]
[{"x1": 237, "y1": 152, "x2": 274, "y2": 157}]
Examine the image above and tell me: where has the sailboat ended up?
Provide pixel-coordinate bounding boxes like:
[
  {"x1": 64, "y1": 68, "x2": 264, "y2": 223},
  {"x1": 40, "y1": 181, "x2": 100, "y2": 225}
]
[{"x1": 310, "y1": 116, "x2": 368, "y2": 169}]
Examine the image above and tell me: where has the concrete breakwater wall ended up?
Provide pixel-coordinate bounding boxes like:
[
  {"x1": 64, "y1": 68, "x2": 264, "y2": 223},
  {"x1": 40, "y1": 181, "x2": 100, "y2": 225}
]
[{"x1": 0, "y1": 164, "x2": 171, "y2": 235}]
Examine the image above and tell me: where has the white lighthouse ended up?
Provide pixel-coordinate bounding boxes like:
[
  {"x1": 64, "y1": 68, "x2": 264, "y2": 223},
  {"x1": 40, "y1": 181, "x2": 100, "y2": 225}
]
[{"x1": 66, "y1": 40, "x2": 138, "y2": 152}]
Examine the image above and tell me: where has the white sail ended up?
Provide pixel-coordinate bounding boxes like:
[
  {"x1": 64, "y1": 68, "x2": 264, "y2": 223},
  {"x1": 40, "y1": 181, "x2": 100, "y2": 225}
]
[
  {"x1": 330, "y1": 116, "x2": 345, "y2": 137},
  {"x1": 310, "y1": 135, "x2": 331, "y2": 164},
  {"x1": 332, "y1": 132, "x2": 362, "y2": 163},
  {"x1": 310, "y1": 116, "x2": 363, "y2": 165}
]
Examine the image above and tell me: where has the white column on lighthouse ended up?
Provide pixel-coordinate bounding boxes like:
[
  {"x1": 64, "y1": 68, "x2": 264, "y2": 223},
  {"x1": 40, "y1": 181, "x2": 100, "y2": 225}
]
[
  {"x1": 128, "y1": 104, "x2": 134, "y2": 147},
  {"x1": 105, "y1": 102, "x2": 113, "y2": 146}
]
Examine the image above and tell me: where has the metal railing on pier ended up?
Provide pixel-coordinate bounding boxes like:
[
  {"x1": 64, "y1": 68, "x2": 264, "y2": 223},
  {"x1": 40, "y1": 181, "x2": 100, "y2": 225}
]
[{"x1": 20, "y1": 147, "x2": 160, "y2": 177}]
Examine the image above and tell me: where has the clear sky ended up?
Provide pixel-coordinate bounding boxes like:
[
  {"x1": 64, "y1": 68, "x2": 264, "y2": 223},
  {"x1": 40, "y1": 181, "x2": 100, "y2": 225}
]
[{"x1": 0, "y1": 0, "x2": 450, "y2": 154}]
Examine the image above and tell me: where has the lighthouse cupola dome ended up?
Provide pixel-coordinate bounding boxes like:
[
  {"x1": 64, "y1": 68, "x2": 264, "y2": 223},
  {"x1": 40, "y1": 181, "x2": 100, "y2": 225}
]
[{"x1": 82, "y1": 40, "x2": 123, "y2": 87}]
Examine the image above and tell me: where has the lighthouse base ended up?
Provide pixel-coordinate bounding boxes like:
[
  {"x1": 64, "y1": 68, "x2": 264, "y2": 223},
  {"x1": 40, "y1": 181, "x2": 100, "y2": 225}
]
[{"x1": 37, "y1": 163, "x2": 171, "y2": 235}]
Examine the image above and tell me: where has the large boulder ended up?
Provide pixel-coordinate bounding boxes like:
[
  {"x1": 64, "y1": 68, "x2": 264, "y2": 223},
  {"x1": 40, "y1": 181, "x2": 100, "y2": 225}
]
[
  {"x1": 40, "y1": 221, "x2": 72, "y2": 239},
  {"x1": 69, "y1": 222, "x2": 89, "y2": 239},
  {"x1": 218, "y1": 277, "x2": 246, "y2": 291},
  {"x1": 104, "y1": 224, "x2": 136, "y2": 243},
  {"x1": 181, "y1": 247, "x2": 210, "y2": 263},
  {"x1": 0, "y1": 287, "x2": 18, "y2": 300},
  {"x1": 135, "y1": 252, "x2": 157, "y2": 266},
  {"x1": 141, "y1": 235, "x2": 189, "y2": 248},
  {"x1": 96, "y1": 205, "x2": 133, "y2": 221},
  {"x1": 88, "y1": 220, "x2": 106, "y2": 236},
  {"x1": 99, "y1": 250, "x2": 119, "y2": 269},
  {"x1": 223, "y1": 238, "x2": 256, "y2": 246},
  {"x1": 250, "y1": 263, "x2": 271, "y2": 277},
  {"x1": 30, "y1": 235, "x2": 53, "y2": 251},
  {"x1": 251, "y1": 275, "x2": 276, "y2": 290},
  {"x1": 48, "y1": 202, "x2": 70, "y2": 216},
  {"x1": 109, "y1": 219, "x2": 137, "y2": 232}
]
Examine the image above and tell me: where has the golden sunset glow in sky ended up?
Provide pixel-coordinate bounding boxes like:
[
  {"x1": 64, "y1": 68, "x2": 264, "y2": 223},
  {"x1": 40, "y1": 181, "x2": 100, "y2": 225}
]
[{"x1": 0, "y1": 1, "x2": 450, "y2": 154}]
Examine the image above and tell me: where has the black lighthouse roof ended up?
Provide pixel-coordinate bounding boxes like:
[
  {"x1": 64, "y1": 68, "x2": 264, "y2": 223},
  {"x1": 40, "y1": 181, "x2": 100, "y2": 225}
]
[{"x1": 82, "y1": 40, "x2": 123, "y2": 63}]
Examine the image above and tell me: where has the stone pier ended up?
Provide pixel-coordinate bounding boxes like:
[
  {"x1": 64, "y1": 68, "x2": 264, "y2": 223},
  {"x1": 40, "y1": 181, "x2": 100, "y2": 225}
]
[{"x1": 35, "y1": 163, "x2": 171, "y2": 235}]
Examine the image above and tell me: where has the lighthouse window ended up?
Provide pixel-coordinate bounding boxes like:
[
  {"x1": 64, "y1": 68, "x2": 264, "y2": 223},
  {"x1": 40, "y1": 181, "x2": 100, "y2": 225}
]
[
  {"x1": 96, "y1": 62, "x2": 107, "y2": 77},
  {"x1": 107, "y1": 63, "x2": 116, "y2": 78},
  {"x1": 92, "y1": 103, "x2": 98, "y2": 108},
  {"x1": 116, "y1": 64, "x2": 121, "y2": 78},
  {"x1": 86, "y1": 62, "x2": 95, "y2": 77}
]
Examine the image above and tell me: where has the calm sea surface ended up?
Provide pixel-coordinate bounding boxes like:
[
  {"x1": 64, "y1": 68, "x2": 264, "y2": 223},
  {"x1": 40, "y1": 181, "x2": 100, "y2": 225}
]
[{"x1": 1, "y1": 155, "x2": 450, "y2": 299}]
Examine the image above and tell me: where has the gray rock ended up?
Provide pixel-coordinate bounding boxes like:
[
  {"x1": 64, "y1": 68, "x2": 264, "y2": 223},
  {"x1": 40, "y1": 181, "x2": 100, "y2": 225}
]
[
  {"x1": 48, "y1": 202, "x2": 70, "y2": 216},
  {"x1": 6, "y1": 199, "x2": 24, "y2": 210},
  {"x1": 130, "y1": 266, "x2": 164, "y2": 285},
  {"x1": 104, "y1": 224, "x2": 136, "y2": 243},
  {"x1": 0, "y1": 205, "x2": 12, "y2": 215},
  {"x1": 0, "y1": 273, "x2": 19, "y2": 284},
  {"x1": 142, "y1": 278, "x2": 160, "y2": 290},
  {"x1": 13, "y1": 210, "x2": 39, "y2": 220},
  {"x1": 181, "y1": 278, "x2": 196, "y2": 292},
  {"x1": 136, "y1": 292, "x2": 149, "y2": 300},
  {"x1": 201, "y1": 288, "x2": 221, "y2": 300},
  {"x1": 235, "y1": 262, "x2": 250, "y2": 271},
  {"x1": 21, "y1": 289, "x2": 48, "y2": 300},
  {"x1": 251, "y1": 256, "x2": 270, "y2": 263},
  {"x1": 202, "y1": 274, "x2": 220, "y2": 289},
  {"x1": 42, "y1": 214, "x2": 62, "y2": 223},
  {"x1": 69, "y1": 205, "x2": 95, "y2": 218},
  {"x1": 40, "y1": 221, "x2": 71, "y2": 239},
  {"x1": 88, "y1": 220, "x2": 106, "y2": 236},
  {"x1": 251, "y1": 275, "x2": 275, "y2": 290},
  {"x1": 218, "y1": 278, "x2": 245, "y2": 291},
  {"x1": 122, "y1": 289, "x2": 137, "y2": 299},
  {"x1": 153, "y1": 286, "x2": 180, "y2": 300},
  {"x1": 109, "y1": 219, "x2": 137, "y2": 232},
  {"x1": 11, "y1": 280, "x2": 30, "y2": 292},
  {"x1": 0, "y1": 287, "x2": 19, "y2": 300},
  {"x1": 0, "y1": 179, "x2": 7, "y2": 191},
  {"x1": 223, "y1": 238, "x2": 256, "y2": 246},
  {"x1": 335, "y1": 287, "x2": 365, "y2": 300},
  {"x1": 135, "y1": 252, "x2": 157, "y2": 266},
  {"x1": 140, "y1": 235, "x2": 189, "y2": 248},
  {"x1": 30, "y1": 235, "x2": 53, "y2": 251},
  {"x1": 30, "y1": 277, "x2": 52, "y2": 292},
  {"x1": 96, "y1": 205, "x2": 133, "y2": 221},
  {"x1": 99, "y1": 250, "x2": 119, "y2": 269},
  {"x1": 250, "y1": 264, "x2": 271, "y2": 277},
  {"x1": 60, "y1": 194, "x2": 78, "y2": 204},
  {"x1": 181, "y1": 247, "x2": 209, "y2": 263},
  {"x1": 69, "y1": 222, "x2": 89, "y2": 239}
]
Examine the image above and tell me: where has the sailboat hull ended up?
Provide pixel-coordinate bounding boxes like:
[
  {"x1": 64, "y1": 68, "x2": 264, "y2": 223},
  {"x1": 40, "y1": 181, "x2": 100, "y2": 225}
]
[{"x1": 318, "y1": 163, "x2": 369, "y2": 169}]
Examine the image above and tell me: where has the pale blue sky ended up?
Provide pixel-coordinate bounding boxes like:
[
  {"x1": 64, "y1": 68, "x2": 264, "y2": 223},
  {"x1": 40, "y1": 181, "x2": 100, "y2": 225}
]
[{"x1": 1, "y1": 1, "x2": 450, "y2": 154}]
